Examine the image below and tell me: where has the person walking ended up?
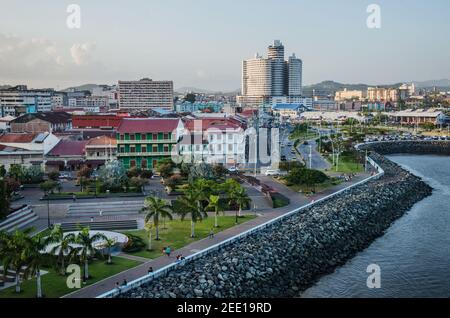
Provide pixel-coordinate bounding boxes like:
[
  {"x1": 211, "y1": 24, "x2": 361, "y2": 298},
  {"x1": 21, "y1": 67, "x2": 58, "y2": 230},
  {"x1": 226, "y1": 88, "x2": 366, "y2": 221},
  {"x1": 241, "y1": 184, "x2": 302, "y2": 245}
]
[
  {"x1": 72, "y1": 194, "x2": 76, "y2": 202},
  {"x1": 165, "y1": 246, "x2": 172, "y2": 258},
  {"x1": 148, "y1": 267, "x2": 153, "y2": 274},
  {"x1": 99, "y1": 210, "x2": 103, "y2": 217},
  {"x1": 209, "y1": 229, "x2": 215, "y2": 239}
]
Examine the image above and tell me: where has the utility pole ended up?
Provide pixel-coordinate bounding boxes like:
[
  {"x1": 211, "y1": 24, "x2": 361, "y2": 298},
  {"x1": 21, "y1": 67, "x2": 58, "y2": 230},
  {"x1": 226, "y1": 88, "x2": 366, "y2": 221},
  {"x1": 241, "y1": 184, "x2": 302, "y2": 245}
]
[{"x1": 309, "y1": 145, "x2": 312, "y2": 169}]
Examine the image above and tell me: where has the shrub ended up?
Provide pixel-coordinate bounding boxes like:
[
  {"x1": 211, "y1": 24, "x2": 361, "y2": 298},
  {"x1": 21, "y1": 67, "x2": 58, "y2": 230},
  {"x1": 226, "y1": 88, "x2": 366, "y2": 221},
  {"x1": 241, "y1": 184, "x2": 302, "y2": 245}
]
[{"x1": 123, "y1": 234, "x2": 146, "y2": 253}]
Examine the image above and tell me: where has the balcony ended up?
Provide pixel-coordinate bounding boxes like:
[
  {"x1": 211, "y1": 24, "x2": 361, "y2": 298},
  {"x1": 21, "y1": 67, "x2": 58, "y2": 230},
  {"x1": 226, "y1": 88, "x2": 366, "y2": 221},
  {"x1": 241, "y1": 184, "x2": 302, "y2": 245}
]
[
  {"x1": 117, "y1": 151, "x2": 172, "y2": 157},
  {"x1": 117, "y1": 138, "x2": 176, "y2": 144}
]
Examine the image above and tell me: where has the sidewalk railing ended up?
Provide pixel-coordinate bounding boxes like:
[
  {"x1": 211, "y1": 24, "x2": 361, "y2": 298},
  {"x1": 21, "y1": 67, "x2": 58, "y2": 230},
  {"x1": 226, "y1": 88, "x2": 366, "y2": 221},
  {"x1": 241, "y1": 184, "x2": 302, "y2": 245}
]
[{"x1": 97, "y1": 156, "x2": 385, "y2": 298}]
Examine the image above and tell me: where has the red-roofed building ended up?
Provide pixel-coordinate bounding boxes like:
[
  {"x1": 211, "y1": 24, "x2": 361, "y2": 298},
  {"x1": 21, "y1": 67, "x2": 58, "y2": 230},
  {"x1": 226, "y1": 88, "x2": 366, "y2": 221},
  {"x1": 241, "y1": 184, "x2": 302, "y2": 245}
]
[
  {"x1": 116, "y1": 118, "x2": 184, "y2": 170},
  {"x1": 72, "y1": 114, "x2": 128, "y2": 129},
  {"x1": 45, "y1": 140, "x2": 88, "y2": 171}
]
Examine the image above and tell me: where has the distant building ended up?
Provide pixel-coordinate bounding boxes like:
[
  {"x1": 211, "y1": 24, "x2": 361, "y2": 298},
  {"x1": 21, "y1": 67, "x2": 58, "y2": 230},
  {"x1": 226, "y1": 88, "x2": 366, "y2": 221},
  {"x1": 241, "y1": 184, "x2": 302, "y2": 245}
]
[
  {"x1": 10, "y1": 112, "x2": 72, "y2": 134},
  {"x1": 300, "y1": 111, "x2": 367, "y2": 123},
  {"x1": 45, "y1": 140, "x2": 88, "y2": 171},
  {"x1": 0, "y1": 132, "x2": 60, "y2": 155},
  {"x1": 0, "y1": 116, "x2": 15, "y2": 132},
  {"x1": 238, "y1": 40, "x2": 303, "y2": 108},
  {"x1": 176, "y1": 102, "x2": 224, "y2": 113},
  {"x1": 85, "y1": 135, "x2": 117, "y2": 169},
  {"x1": 72, "y1": 114, "x2": 127, "y2": 130},
  {"x1": 337, "y1": 101, "x2": 362, "y2": 112},
  {"x1": 388, "y1": 109, "x2": 445, "y2": 125},
  {"x1": 335, "y1": 89, "x2": 366, "y2": 102},
  {"x1": 118, "y1": 78, "x2": 174, "y2": 111},
  {"x1": 272, "y1": 104, "x2": 305, "y2": 121},
  {"x1": 0, "y1": 144, "x2": 44, "y2": 172},
  {"x1": 0, "y1": 86, "x2": 53, "y2": 116},
  {"x1": 116, "y1": 118, "x2": 183, "y2": 170}
]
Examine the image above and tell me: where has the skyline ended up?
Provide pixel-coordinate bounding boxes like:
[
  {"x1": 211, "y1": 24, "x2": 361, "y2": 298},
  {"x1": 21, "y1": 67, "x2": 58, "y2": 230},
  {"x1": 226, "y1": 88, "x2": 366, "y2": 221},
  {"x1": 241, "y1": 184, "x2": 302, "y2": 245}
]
[{"x1": 0, "y1": 0, "x2": 450, "y2": 90}]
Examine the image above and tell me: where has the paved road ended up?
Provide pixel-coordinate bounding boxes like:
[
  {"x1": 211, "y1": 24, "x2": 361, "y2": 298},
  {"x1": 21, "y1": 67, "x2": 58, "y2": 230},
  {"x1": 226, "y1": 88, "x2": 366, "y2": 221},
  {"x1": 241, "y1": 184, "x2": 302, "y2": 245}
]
[
  {"x1": 62, "y1": 174, "x2": 368, "y2": 298},
  {"x1": 298, "y1": 140, "x2": 332, "y2": 170}
]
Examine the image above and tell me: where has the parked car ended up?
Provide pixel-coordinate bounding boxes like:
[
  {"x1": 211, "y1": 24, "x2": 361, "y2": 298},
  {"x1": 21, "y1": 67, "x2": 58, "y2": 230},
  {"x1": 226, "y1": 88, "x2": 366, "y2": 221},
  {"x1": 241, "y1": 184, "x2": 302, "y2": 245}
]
[
  {"x1": 265, "y1": 169, "x2": 281, "y2": 176},
  {"x1": 228, "y1": 167, "x2": 239, "y2": 174}
]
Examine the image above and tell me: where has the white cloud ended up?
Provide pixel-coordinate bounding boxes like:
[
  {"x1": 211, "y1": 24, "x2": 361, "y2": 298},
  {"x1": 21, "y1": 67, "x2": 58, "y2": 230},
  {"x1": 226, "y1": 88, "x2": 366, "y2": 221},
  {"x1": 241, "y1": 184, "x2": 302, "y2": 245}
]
[{"x1": 70, "y1": 43, "x2": 96, "y2": 65}]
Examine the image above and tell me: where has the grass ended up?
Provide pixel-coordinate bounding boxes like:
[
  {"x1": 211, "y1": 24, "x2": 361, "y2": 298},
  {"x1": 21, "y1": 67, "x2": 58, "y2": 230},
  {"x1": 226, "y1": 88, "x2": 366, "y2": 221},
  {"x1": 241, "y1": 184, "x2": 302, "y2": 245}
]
[
  {"x1": 121, "y1": 215, "x2": 256, "y2": 259},
  {"x1": 0, "y1": 257, "x2": 141, "y2": 299},
  {"x1": 285, "y1": 178, "x2": 343, "y2": 196},
  {"x1": 326, "y1": 155, "x2": 364, "y2": 173}
]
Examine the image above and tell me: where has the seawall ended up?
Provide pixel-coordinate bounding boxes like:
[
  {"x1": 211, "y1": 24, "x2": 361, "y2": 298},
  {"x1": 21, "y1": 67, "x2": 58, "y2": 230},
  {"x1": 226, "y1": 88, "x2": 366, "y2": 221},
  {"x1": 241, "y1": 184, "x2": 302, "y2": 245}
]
[{"x1": 118, "y1": 142, "x2": 448, "y2": 298}]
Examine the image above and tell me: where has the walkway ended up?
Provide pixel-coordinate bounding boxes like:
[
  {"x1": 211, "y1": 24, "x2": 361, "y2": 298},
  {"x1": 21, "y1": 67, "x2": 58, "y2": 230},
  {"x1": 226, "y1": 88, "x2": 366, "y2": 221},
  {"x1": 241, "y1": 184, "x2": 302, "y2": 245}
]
[{"x1": 62, "y1": 175, "x2": 367, "y2": 299}]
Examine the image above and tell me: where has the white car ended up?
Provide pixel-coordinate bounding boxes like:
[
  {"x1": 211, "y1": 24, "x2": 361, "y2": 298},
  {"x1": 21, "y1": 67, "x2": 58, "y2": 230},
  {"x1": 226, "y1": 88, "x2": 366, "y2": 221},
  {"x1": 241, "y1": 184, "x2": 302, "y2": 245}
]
[
  {"x1": 265, "y1": 169, "x2": 281, "y2": 176},
  {"x1": 228, "y1": 167, "x2": 239, "y2": 173}
]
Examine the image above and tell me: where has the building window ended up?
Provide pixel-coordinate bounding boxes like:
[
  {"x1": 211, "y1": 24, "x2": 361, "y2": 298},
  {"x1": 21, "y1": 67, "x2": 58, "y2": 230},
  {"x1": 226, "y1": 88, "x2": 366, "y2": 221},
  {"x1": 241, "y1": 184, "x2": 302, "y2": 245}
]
[
  {"x1": 130, "y1": 134, "x2": 135, "y2": 141},
  {"x1": 130, "y1": 160, "x2": 136, "y2": 168},
  {"x1": 164, "y1": 145, "x2": 170, "y2": 152},
  {"x1": 228, "y1": 144, "x2": 233, "y2": 152},
  {"x1": 142, "y1": 159, "x2": 147, "y2": 169},
  {"x1": 142, "y1": 134, "x2": 147, "y2": 140},
  {"x1": 164, "y1": 133, "x2": 169, "y2": 140},
  {"x1": 152, "y1": 133, "x2": 158, "y2": 140},
  {"x1": 152, "y1": 145, "x2": 158, "y2": 153},
  {"x1": 142, "y1": 146, "x2": 147, "y2": 153},
  {"x1": 120, "y1": 147, "x2": 125, "y2": 153},
  {"x1": 120, "y1": 135, "x2": 124, "y2": 141},
  {"x1": 130, "y1": 146, "x2": 136, "y2": 153}
]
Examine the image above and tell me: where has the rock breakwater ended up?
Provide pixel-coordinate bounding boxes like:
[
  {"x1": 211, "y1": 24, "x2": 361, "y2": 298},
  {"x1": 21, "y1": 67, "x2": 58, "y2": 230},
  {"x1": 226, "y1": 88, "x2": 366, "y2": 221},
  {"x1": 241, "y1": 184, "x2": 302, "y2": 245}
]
[{"x1": 119, "y1": 143, "x2": 450, "y2": 298}]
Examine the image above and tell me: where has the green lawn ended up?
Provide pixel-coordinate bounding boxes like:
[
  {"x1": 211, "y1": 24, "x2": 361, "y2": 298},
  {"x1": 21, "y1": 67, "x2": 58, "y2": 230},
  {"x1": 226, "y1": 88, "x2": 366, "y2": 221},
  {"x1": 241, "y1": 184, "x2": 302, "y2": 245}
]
[
  {"x1": 286, "y1": 178, "x2": 343, "y2": 196},
  {"x1": 122, "y1": 215, "x2": 256, "y2": 259},
  {"x1": 0, "y1": 257, "x2": 141, "y2": 299},
  {"x1": 327, "y1": 155, "x2": 364, "y2": 173}
]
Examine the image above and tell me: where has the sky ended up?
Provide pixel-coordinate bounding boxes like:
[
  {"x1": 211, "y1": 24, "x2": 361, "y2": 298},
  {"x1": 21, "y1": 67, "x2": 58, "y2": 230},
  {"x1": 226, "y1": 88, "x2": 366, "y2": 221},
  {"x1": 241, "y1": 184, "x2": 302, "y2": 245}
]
[{"x1": 0, "y1": 0, "x2": 449, "y2": 91}]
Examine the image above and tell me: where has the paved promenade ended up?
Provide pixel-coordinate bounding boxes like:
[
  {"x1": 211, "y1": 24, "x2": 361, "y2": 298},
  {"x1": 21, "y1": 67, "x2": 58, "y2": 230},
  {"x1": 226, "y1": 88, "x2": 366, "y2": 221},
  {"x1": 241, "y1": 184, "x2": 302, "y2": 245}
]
[{"x1": 63, "y1": 175, "x2": 367, "y2": 298}]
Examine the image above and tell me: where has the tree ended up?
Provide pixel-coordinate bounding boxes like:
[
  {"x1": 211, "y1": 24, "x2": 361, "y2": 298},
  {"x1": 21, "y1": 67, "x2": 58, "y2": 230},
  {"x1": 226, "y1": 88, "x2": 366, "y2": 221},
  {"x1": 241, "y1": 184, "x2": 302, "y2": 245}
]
[
  {"x1": 188, "y1": 163, "x2": 215, "y2": 182},
  {"x1": 72, "y1": 228, "x2": 107, "y2": 282},
  {"x1": 129, "y1": 177, "x2": 148, "y2": 193},
  {"x1": 176, "y1": 187, "x2": 208, "y2": 238},
  {"x1": 0, "y1": 178, "x2": 10, "y2": 220},
  {"x1": 141, "y1": 196, "x2": 173, "y2": 241},
  {"x1": 23, "y1": 233, "x2": 48, "y2": 298},
  {"x1": 184, "y1": 93, "x2": 196, "y2": 104},
  {"x1": 47, "y1": 225, "x2": 76, "y2": 275},
  {"x1": 22, "y1": 166, "x2": 44, "y2": 184},
  {"x1": 157, "y1": 163, "x2": 174, "y2": 179},
  {"x1": 207, "y1": 195, "x2": 222, "y2": 228},
  {"x1": 229, "y1": 186, "x2": 251, "y2": 222},
  {"x1": 47, "y1": 171, "x2": 60, "y2": 181},
  {"x1": 102, "y1": 238, "x2": 116, "y2": 265},
  {"x1": 98, "y1": 160, "x2": 129, "y2": 191},
  {"x1": 77, "y1": 165, "x2": 92, "y2": 192},
  {"x1": 40, "y1": 180, "x2": 58, "y2": 195},
  {"x1": 127, "y1": 167, "x2": 142, "y2": 178},
  {"x1": 2, "y1": 229, "x2": 31, "y2": 293},
  {"x1": 0, "y1": 165, "x2": 6, "y2": 178},
  {"x1": 213, "y1": 165, "x2": 228, "y2": 179},
  {"x1": 8, "y1": 165, "x2": 23, "y2": 182}
]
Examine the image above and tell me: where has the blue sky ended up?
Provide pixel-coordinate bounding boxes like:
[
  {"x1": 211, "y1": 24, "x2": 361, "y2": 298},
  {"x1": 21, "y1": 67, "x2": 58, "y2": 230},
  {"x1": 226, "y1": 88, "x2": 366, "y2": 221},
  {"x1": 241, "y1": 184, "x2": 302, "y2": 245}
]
[{"x1": 0, "y1": 0, "x2": 449, "y2": 90}]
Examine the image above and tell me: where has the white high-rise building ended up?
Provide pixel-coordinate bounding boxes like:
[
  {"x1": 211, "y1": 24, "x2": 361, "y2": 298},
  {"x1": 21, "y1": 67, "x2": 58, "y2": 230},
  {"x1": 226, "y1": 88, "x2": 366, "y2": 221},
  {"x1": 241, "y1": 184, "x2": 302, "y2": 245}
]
[
  {"x1": 238, "y1": 40, "x2": 303, "y2": 108},
  {"x1": 118, "y1": 78, "x2": 174, "y2": 111}
]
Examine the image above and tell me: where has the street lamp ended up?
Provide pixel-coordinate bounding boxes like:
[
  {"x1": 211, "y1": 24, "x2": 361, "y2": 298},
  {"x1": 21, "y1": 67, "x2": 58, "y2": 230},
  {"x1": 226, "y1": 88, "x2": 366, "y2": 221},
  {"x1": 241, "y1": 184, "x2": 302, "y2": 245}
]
[{"x1": 45, "y1": 190, "x2": 51, "y2": 228}]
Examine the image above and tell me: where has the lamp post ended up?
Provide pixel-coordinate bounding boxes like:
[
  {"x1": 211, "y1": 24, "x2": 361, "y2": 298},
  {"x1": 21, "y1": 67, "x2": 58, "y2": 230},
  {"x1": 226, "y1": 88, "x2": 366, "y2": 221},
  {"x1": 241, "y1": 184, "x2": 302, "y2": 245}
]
[{"x1": 45, "y1": 190, "x2": 51, "y2": 228}]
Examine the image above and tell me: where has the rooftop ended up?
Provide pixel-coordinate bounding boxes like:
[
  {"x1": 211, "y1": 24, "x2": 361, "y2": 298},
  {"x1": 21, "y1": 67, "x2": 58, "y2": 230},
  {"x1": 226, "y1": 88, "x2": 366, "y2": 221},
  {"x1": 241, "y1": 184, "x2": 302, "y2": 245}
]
[
  {"x1": 0, "y1": 133, "x2": 39, "y2": 143},
  {"x1": 12, "y1": 112, "x2": 72, "y2": 125},
  {"x1": 86, "y1": 135, "x2": 117, "y2": 147},
  {"x1": 47, "y1": 140, "x2": 87, "y2": 157},
  {"x1": 117, "y1": 118, "x2": 180, "y2": 134}
]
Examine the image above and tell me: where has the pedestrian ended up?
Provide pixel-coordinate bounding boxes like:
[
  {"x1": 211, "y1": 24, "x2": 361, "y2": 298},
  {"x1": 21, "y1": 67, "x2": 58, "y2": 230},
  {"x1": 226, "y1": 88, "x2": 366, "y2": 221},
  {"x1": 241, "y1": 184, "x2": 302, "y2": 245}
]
[
  {"x1": 148, "y1": 267, "x2": 153, "y2": 274},
  {"x1": 165, "y1": 246, "x2": 171, "y2": 257},
  {"x1": 116, "y1": 282, "x2": 121, "y2": 293},
  {"x1": 175, "y1": 255, "x2": 182, "y2": 263},
  {"x1": 99, "y1": 210, "x2": 103, "y2": 217},
  {"x1": 91, "y1": 217, "x2": 94, "y2": 223},
  {"x1": 162, "y1": 247, "x2": 166, "y2": 255},
  {"x1": 72, "y1": 194, "x2": 76, "y2": 202},
  {"x1": 209, "y1": 229, "x2": 215, "y2": 239},
  {"x1": 122, "y1": 279, "x2": 128, "y2": 287}
]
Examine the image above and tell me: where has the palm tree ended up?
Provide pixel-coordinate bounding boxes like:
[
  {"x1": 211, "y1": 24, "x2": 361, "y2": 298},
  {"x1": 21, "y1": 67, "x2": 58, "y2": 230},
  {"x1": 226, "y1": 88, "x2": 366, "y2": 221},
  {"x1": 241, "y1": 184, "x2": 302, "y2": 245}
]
[
  {"x1": 2, "y1": 230, "x2": 31, "y2": 293},
  {"x1": 72, "y1": 227, "x2": 107, "y2": 282},
  {"x1": 207, "y1": 195, "x2": 222, "y2": 228},
  {"x1": 23, "y1": 233, "x2": 48, "y2": 298},
  {"x1": 230, "y1": 186, "x2": 252, "y2": 224},
  {"x1": 47, "y1": 225, "x2": 76, "y2": 275},
  {"x1": 0, "y1": 230, "x2": 11, "y2": 283},
  {"x1": 103, "y1": 238, "x2": 116, "y2": 265},
  {"x1": 176, "y1": 187, "x2": 208, "y2": 238},
  {"x1": 141, "y1": 196, "x2": 173, "y2": 241}
]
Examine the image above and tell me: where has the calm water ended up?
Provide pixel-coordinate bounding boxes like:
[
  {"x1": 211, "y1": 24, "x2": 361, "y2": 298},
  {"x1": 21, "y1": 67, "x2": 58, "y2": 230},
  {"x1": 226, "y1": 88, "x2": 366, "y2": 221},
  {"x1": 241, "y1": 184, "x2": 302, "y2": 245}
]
[{"x1": 302, "y1": 155, "x2": 450, "y2": 298}]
